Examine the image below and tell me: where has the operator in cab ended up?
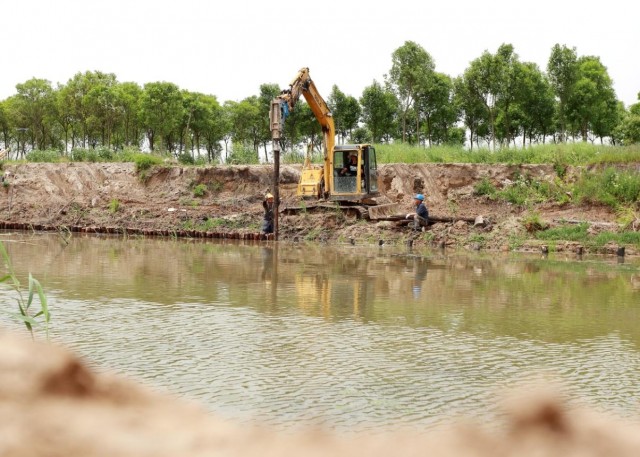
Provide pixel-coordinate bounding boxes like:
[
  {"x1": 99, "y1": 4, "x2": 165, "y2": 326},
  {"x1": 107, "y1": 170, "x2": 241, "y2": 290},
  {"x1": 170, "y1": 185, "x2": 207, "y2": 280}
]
[
  {"x1": 339, "y1": 153, "x2": 359, "y2": 176},
  {"x1": 406, "y1": 194, "x2": 429, "y2": 230}
]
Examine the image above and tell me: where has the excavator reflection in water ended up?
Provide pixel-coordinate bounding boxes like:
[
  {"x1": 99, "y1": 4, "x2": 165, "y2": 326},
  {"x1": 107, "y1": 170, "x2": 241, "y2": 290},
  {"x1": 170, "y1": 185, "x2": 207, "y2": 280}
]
[
  {"x1": 270, "y1": 67, "x2": 396, "y2": 219},
  {"x1": 292, "y1": 256, "x2": 431, "y2": 320}
]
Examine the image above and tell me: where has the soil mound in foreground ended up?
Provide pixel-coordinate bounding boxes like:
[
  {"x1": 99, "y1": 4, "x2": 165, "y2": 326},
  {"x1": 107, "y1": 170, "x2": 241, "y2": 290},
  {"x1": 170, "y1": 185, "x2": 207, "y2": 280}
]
[{"x1": 2, "y1": 331, "x2": 640, "y2": 457}]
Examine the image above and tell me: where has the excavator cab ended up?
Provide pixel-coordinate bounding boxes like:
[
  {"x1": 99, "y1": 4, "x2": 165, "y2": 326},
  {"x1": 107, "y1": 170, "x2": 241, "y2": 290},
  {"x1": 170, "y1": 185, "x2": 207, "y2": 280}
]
[{"x1": 331, "y1": 144, "x2": 378, "y2": 201}]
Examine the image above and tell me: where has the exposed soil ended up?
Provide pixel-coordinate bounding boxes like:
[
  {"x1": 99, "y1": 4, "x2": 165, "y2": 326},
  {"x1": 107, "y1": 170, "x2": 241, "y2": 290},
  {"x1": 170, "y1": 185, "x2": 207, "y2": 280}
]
[
  {"x1": 3, "y1": 330, "x2": 640, "y2": 457},
  {"x1": 0, "y1": 161, "x2": 631, "y2": 255}
]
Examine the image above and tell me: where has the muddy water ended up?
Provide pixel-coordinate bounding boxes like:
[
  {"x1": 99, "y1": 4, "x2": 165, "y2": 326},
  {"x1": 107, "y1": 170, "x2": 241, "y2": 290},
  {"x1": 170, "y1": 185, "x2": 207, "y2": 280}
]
[{"x1": 1, "y1": 232, "x2": 640, "y2": 431}]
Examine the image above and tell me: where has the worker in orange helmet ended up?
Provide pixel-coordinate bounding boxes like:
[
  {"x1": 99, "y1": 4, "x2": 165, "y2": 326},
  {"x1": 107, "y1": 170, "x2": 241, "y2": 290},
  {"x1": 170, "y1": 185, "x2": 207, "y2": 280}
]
[{"x1": 262, "y1": 192, "x2": 275, "y2": 234}]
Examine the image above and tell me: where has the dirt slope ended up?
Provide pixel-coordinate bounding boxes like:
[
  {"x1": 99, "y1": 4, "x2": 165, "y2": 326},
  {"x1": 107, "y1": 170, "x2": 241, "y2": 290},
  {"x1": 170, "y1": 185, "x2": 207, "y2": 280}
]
[{"x1": 0, "y1": 162, "x2": 625, "y2": 253}]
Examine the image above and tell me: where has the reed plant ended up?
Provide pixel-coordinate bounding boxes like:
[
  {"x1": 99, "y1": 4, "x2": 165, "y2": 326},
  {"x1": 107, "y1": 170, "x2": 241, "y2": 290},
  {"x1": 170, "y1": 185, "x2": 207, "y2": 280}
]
[{"x1": 0, "y1": 242, "x2": 49, "y2": 339}]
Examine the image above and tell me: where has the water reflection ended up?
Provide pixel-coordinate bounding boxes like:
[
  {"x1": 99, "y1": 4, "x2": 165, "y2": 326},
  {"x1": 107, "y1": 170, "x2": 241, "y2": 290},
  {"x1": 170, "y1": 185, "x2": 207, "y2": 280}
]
[{"x1": 1, "y1": 232, "x2": 639, "y2": 431}]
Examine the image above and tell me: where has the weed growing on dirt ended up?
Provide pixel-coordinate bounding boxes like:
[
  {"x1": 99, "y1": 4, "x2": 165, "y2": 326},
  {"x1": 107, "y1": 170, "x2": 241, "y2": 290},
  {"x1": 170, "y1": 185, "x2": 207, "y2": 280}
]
[
  {"x1": 109, "y1": 199, "x2": 120, "y2": 213},
  {"x1": 616, "y1": 206, "x2": 640, "y2": 231},
  {"x1": 522, "y1": 212, "x2": 549, "y2": 233},
  {"x1": 0, "y1": 242, "x2": 49, "y2": 340},
  {"x1": 304, "y1": 228, "x2": 323, "y2": 241},
  {"x1": 496, "y1": 172, "x2": 566, "y2": 206},
  {"x1": 474, "y1": 178, "x2": 497, "y2": 198},
  {"x1": 468, "y1": 233, "x2": 486, "y2": 247},
  {"x1": 507, "y1": 233, "x2": 526, "y2": 250},
  {"x1": 192, "y1": 184, "x2": 207, "y2": 197},
  {"x1": 209, "y1": 180, "x2": 223, "y2": 193},
  {"x1": 573, "y1": 168, "x2": 640, "y2": 209}
]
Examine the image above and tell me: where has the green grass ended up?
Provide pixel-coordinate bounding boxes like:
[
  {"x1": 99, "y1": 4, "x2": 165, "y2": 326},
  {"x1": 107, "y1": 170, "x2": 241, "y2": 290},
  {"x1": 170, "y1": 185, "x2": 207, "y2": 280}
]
[
  {"x1": 375, "y1": 143, "x2": 640, "y2": 166},
  {"x1": 536, "y1": 223, "x2": 590, "y2": 242},
  {"x1": 535, "y1": 223, "x2": 640, "y2": 249},
  {"x1": 16, "y1": 143, "x2": 640, "y2": 168}
]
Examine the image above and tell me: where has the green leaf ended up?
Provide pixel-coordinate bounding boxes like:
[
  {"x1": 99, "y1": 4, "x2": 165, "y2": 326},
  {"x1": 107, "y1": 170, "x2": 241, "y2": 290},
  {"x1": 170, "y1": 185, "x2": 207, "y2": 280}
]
[
  {"x1": 0, "y1": 274, "x2": 12, "y2": 283},
  {"x1": 29, "y1": 274, "x2": 50, "y2": 323}
]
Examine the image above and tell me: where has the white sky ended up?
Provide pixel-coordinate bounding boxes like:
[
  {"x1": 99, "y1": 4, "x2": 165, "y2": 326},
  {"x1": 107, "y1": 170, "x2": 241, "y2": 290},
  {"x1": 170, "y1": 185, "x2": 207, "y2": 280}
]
[{"x1": 3, "y1": 0, "x2": 639, "y2": 107}]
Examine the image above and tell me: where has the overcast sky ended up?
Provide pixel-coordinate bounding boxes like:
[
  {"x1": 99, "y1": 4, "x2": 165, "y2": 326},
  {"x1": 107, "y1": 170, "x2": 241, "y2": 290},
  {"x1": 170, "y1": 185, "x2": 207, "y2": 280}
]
[{"x1": 3, "y1": 0, "x2": 639, "y2": 107}]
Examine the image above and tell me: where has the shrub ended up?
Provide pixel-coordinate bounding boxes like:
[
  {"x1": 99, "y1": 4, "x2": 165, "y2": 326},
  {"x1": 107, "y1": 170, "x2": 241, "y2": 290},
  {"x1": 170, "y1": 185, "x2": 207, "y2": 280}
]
[
  {"x1": 131, "y1": 153, "x2": 163, "y2": 173},
  {"x1": 177, "y1": 152, "x2": 195, "y2": 165},
  {"x1": 474, "y1": 178, "x2": 496, "y2": 197},
  {"x1": 70, "y1": 148, "x2": 99, "y2": 162},
  {"x1": 192, "y1": 184, "x2": 207, "y2": 197},
  {"x1": 25, "y1": 149, "x2": 61, "y2": 163}
]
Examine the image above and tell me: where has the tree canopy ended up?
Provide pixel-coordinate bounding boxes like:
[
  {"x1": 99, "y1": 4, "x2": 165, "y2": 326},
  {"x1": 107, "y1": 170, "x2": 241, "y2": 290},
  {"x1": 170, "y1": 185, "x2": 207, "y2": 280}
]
[{"x1": 1, "y1": 41, "x2": 638, "y2": 164}]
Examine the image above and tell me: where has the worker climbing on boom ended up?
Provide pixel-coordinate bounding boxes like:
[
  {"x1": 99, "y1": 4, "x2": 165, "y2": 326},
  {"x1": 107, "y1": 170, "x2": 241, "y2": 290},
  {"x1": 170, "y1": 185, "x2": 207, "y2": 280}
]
[
  {"x1": 406, "y1": 194, "x2": 429, "y2": 230},
  {"x1": 262, "y1": 192, "x2": 275, "y2": 234}
]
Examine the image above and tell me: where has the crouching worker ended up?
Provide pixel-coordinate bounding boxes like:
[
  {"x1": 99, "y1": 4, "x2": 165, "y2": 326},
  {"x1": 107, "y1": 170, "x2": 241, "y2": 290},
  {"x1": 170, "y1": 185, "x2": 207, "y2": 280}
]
[
  {"x1": 406, "y1": 194, "x2": 429, "y2": 230},
  {"x1": 262, "y1": 193, "x2": 275, "y2": 234}
]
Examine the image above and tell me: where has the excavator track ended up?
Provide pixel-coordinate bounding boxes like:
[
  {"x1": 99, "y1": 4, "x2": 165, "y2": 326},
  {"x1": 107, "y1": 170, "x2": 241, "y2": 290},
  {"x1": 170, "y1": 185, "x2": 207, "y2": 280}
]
[{"x1": 281, "y1": 202, "x2": 367, "y2": 219}]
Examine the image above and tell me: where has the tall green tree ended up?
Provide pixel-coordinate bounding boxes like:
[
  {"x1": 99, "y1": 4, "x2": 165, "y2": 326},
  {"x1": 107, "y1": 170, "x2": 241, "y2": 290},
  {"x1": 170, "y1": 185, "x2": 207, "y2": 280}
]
[
  {"x1": 453, "y1": 75, "x2": 486, "y2": 150},
  {"x1": 14, "y1": 78, "x2": 55, "y2": 151},
  {"x1": 513, "y1": 62, "x2": 556, "y2": 145},
  {"x1": 547, "y1": 44, "x2": 578, "y2": 142},
  {"x1": 139, "y1": 81, "x2": 184, "y2": 152},
  {"x1": 199, "y1": 94, "x2": 225, "y2": 162},
  {"x1": 328, "y1": 85, "x2": 361, "y2": 144},
  {"x1": 415, "y1": 72, "x2": 455, "y2": 146},
  {"x1": 360, "y1": 80, "x2": 399, "y2": 143},
  {"x1": 463, "y1": 51, "x2": 499, "y2": 149},
  {"x1": 493, "y1": 44, "x2": 521, "y2": 146},
  {"x1": 620, "y1": 95, "x2": 640, "y2": 144},
  {"x1": 63, "y1": 71, "x2": 118, "y2": 148},
  {"x1": 389, "y1": 41, "x2": 435, "y2": 143},
  {"x1": 114, "y1": 82, "x2": 143, "y2": 148},
  {"x1": 567, "y1": 55, "x2": 617, "y2": 142},
  {"x1": 229, "y1": 96, "x2": 261, "y2": 158},
  {"x1": 463, "y1": 44, "x2": 519, "y2": 150},
  {"x1": 0, "y1": 100, "x2": 10, "y2": 150}
]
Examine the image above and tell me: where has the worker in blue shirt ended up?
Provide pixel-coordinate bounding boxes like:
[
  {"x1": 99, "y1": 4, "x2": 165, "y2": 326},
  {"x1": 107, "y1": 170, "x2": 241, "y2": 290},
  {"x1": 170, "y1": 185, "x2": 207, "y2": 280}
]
[{"x1": 406, "y1": 194, "x2": 429, "y2": 230}]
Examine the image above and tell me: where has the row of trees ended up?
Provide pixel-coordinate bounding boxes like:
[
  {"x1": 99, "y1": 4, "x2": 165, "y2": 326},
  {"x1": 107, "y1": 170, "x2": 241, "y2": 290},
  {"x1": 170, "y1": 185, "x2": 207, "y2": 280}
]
[{"x1": 1, "y1": 41, "x2": 639, "y2": 163}]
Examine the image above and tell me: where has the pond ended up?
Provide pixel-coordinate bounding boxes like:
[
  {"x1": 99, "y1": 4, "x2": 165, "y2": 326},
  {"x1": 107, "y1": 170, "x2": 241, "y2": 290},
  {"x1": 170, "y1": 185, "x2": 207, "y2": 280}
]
[{"x1": 1, "y1": 232, "x2": 639, "y2": 432}]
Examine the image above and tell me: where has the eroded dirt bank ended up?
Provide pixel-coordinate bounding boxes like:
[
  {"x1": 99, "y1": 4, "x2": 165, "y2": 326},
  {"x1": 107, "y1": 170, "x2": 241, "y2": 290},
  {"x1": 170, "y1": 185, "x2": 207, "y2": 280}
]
[
  {"x1": 3, "y1": 330, "x2": 640, "y2": 457},
  {"x1": 0, "y1": 162, "x2": 630, "y2": 254}
]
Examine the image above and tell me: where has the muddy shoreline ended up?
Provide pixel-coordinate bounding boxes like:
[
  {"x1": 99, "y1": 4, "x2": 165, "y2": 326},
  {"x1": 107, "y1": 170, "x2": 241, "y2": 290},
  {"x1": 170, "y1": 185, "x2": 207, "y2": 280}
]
[{"x1": 0, "y1": 162, "x2": 634, "y2": 256}]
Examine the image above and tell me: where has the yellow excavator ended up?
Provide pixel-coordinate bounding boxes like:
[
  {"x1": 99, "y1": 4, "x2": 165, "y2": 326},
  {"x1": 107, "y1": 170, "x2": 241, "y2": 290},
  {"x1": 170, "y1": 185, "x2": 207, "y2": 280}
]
[{"x1": 269, "y1": 68, "x2": 394, "y2": 219}]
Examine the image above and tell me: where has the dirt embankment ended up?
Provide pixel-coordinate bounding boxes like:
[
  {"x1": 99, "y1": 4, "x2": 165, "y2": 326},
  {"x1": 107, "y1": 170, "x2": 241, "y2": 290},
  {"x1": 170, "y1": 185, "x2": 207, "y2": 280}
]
[
  {"x1": 0, "y1": 162, "x2": 628, "y2": 254},
  {"x1": 3, "y1": 330, "x2": 640, "y2": 457}
]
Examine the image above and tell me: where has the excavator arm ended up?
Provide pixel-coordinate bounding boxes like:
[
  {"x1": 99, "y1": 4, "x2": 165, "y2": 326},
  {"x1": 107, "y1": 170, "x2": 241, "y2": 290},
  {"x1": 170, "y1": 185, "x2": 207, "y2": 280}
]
[{"x1": 270, "y1": 68, "x2": 334, "y2": 197}]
